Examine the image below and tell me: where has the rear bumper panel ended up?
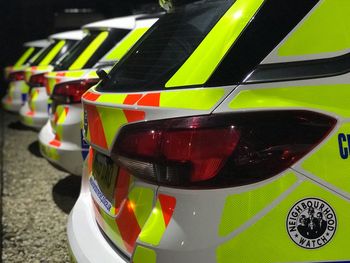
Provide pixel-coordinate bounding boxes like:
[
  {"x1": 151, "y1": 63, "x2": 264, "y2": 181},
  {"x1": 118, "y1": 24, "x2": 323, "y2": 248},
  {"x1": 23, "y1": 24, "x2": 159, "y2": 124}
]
[
  {"x1": 39, "y1": 120, "x2": 84, "y2": 175},
  {"x1": 19, "y1": 87, "x2": 49, "y2": 128},
  {"x1": 68, "y1": 193, "x2": 128, "y2": 263}
]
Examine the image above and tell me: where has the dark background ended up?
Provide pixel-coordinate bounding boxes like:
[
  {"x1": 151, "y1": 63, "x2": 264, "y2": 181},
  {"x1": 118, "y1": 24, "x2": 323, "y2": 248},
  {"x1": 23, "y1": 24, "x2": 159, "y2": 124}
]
[{"x1": 0, "y1": 0, "x2": 157, "y2": 94}]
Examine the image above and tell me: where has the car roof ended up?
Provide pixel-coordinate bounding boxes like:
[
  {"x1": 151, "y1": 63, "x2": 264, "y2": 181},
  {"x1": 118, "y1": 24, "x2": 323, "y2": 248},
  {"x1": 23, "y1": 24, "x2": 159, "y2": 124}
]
[
  {"x1": 134, "y1": 16, "x2": 159, "y2": 28},
  {"x1": 23, "y1": 39, "x2": 50, "y2": 48},
  {"x1": 49, "y1": 30, "x2": 85, "y2": 40},
  {"x1": 82, "y1": 15, "x2": 140, "y2": 31}
]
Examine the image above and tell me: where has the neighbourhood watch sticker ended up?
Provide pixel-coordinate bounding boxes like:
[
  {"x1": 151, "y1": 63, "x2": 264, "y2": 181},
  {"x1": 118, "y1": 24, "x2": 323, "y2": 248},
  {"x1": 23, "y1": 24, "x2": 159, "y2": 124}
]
[{"x1": 286, "y1": 198, "x2": 336, "y2": 249}]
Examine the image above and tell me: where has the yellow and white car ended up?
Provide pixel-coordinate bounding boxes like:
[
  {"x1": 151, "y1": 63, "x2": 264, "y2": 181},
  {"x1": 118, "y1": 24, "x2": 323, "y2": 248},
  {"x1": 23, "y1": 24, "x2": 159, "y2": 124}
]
[
  {"x1": 69, "y1": 0, "x2": 350, "y2": 262},
  {"x1": 4, "y1": 39, "x2": 49, "y2": 81},
  {"x1": 2, "y1": 30, "x2": 83, "y2": 112},
  {"x1": 20, "y1": 15, "x2": 137, "y2": 129},
  {"x1": 38, "y1": 16, "x2": 158, "y2": 176}
]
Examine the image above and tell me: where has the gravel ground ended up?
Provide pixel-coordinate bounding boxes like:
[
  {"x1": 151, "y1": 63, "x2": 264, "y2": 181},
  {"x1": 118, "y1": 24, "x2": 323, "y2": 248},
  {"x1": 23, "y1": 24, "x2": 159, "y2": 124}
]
[{"x1": 1, "y1": 109, "x2": 81, "y2": 262}]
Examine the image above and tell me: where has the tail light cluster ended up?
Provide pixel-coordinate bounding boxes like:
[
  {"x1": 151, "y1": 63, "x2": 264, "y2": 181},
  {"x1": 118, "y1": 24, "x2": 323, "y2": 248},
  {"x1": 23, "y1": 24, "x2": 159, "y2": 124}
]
[
  {"x1": 29, "y1": 73, "x2": 47, "y2": 88},
  {"x1": 8, "y1": 71, "x2": 25, "y2": 82},
  {"x1": 52, "y1": 79, "x2": 99, "y2": 105},
  {"x1": 111, "y1": 111, "x2": 336, "y2": 188}
]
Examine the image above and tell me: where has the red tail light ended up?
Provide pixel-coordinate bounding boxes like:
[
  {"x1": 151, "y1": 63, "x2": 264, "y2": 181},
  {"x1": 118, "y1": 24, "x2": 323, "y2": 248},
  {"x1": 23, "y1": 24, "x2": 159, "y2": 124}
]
[
  {"x1": 29, "y1": 73, "x2": 47, "y2": 88},
  {"x1": 111, "y1": 111, "x2": 336, "y2": 188},
  {"x1": 8, "y1": 71, "x2": 25, "y2": 82},
  {"x1": 52, "y1": 79, "x2": 99, "y2": 104}
]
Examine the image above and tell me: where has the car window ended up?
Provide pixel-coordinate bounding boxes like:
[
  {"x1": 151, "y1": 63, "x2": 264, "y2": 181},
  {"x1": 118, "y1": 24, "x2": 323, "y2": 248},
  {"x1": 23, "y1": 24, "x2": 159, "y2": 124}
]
[
  {"x1": 30, "y1": 39, "x2": 77, "y2": 66},
  {"x1": 97, "y1": 0, "x2": 234, "y2": 92},
  {"x1": 54, "y1": 29, "x2": 129, "y2": 71}
]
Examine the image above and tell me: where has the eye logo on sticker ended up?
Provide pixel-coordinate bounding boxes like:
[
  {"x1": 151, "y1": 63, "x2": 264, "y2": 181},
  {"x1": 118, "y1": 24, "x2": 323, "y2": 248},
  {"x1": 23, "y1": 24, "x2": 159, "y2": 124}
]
[{"x1": 286, "y1": 198, "x2": 336, "y2": 249}]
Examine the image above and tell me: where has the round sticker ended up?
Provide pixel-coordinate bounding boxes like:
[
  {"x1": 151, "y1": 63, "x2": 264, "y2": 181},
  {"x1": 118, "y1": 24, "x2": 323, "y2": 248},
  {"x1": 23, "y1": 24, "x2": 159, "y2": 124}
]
[{"x1": 286, "y1": 198, "x2": 336, "y2": 249}]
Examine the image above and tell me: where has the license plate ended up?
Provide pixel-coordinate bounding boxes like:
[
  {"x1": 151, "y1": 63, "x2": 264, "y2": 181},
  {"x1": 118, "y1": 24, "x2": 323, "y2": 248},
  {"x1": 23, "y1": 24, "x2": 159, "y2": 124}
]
[{"x1": 92, "y1": 152, "x2": 118, "y2": 203}]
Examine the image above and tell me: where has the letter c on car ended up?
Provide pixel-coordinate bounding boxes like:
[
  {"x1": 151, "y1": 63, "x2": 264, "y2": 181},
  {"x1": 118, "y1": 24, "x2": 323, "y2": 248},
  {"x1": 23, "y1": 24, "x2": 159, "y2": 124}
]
[{"x1": 338, "y1": 133, "x2": 348, "y2": 159}]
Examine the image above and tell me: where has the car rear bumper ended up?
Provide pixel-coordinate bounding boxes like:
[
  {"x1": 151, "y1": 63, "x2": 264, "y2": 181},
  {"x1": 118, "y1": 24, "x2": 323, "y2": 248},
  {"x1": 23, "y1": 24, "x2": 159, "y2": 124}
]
[
  {"x1": 2, "y1": 96, "x2": 22, "y2": 112},
  {"x1": 2, "y1": 80, "x2": 29, "y2": 112},
  {"x1": 39, "y1": 121, "x2": 84, "y2": 175},
  {"x1": 19, "y1": 87, "x2": 49, "y2": 128},
  {"x1": 19, "y1": 102, "x2": 48, "y2": 128},
  {"x1": 67, "y1": 192, "x2": 128, "y2": 263}
]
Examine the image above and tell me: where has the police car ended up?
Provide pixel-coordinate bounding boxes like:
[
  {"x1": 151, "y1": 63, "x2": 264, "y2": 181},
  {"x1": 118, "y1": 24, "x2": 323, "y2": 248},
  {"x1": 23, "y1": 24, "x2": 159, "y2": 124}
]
[
  {"x1": 38, "y1": 16, "x2": 159, "y2": 176},
  {"x1": 69, "y1": 0, "x2": 350, "y2": 262},
  {"x1": 2, "y1": 31, "x2": 83, "y2": 113}
]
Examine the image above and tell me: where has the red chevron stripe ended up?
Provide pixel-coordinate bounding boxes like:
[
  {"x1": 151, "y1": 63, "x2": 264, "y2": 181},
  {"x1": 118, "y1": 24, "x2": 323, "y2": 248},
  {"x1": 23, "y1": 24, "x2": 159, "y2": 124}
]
[
  {"x1": 123, "y1": 110, "x2": 145, "y2": 123},
  {"x1": 114, "y1": 168, "x2": 131, "y2": 212},
  {"x1": 85, "y1": 104, "x2": 108, "y2": 149},
  {"x1": 158, "y1": 194, "x2": 176, "y2": 227},
  {"x1": 137, "y1": 93, "x2": 160, "y2": 107},
  {"x1": 83, "y1": 91, "x2": 100, "y2": 101},
  {"x1": 116, "y1": 199, "x2": 141, "y2": 253},
  {"x1": 123, "y1": 94, "x2": 143, "y2": 105}
]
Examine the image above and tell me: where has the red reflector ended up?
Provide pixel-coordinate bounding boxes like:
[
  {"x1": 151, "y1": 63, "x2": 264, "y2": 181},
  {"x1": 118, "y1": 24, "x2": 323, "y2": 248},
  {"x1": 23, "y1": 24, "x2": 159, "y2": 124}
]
[
  {"x1": 52, "y1": 79, "x2": 99, "y2": 104},
  {"x1": 8, "y1": 71, "x2": 25, "y2": 82}
]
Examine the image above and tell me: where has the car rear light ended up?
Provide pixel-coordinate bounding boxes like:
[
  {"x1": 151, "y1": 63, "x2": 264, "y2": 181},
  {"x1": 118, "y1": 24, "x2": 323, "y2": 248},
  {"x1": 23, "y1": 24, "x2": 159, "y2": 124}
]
[
  {"x1": 111, "y1": 111, "x2": 336, "y2": 188},
  {"x1": 51, "y1": 79, "x2": 99, "y2": 105},
  {"x1": 8, "y1": 71, "x2": 25, "y2": 82},
  {"x1": 29, "y1": 73, "x2": 47, "y2": 88}
]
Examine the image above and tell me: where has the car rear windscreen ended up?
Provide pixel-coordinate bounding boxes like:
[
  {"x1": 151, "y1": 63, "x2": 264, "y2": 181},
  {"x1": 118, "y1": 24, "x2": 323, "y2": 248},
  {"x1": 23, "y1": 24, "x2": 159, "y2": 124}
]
[
  {"x1": 97, "y1": 0, "x2": 234, "y2": 92},
  {"x1": 53, "y1": 29, "x2": 129, "y2": 71},
  {"x1": 30, "y1": 40, "x2": 77, "y2": 66}
]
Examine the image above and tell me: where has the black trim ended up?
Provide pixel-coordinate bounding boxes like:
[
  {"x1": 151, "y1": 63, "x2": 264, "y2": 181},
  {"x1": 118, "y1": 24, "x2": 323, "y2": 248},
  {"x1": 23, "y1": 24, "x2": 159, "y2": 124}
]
[
  {"x1": 246, "y1": 52, "x2": 350, "y2": 83},
  {"x1": 207, "y1": 0, "x2": 319, "y2": 87}
]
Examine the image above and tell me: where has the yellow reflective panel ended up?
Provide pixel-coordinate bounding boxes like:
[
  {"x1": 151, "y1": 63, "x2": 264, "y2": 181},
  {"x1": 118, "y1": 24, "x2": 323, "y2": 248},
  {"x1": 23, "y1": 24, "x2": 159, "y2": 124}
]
[
  {"x1": 302, "y1": 123, "x2": 350, "y2": 195},
  {"x1": 29, "y1": 48, "x2": 44, "y2": 64},
  {"x1": 127, "y1": 187, "x2": 154, "y2": 228},
  {"x1": 104, "y1": 28, "x2": 149, "y2": 62},
  {"x1": 69, "y1": 31, "x2": 109, "y2": 70},
  {"x1": 229, "y1": 84, "x2": 350, "y2": 118},
  {"x1": 95, "y1": 93, "x2": 127, "y2": 104},
  {"x1": 278, "y1": 0, "x2": 350, "y2": 57},
  {"x1": 14, "y1": 47, "x2": 35, "y2": 67},
  {"x1": 64, "y1": 70, "x2": 88, "y2": 78},
  {"x1": 160, "y1": 88, "x2": 225, "y2": 110},
  {"x1": 166, "y1": 0, "x2": 264, "y2": 88},
  {"x1": 217, "y1": 181, "x2": 350, "y2": 262},
  {"x1": 97, "y1": 106, "x2": 128, "y2": 148},
  {"x1": 219, "y1": 172, "x2": 297, "y2": 237},
  {"x1": 39, "y1": 40, "x2": 66, "y2": 66},
  {"x1": 133, "y1": 246, "x2": 156, "y2": 263},
  {"x1": 138, "y1": 199, "x2": 166, "y2": 246}
]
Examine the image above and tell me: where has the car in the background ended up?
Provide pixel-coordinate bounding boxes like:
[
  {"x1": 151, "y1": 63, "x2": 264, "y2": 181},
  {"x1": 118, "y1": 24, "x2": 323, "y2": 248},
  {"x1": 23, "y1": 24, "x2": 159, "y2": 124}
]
[
  {"x1": 38, "y1": 16, "x2": 159, "y2": 176},
  {"x1": 2, "y1": 30, "x2": 84, "y2": 112},
  {"x1": 68, "y1": 0, "x2": 350, "y2": 262},
  {"x1": 4, "y1": 39, "x2": 49, "y2": 81},
  {"x1": 39, "y1": 16, "x2": 159, "y2": 176},
  {"x1": 19, "y1": 15, "x2": 137, "y2": 129}
]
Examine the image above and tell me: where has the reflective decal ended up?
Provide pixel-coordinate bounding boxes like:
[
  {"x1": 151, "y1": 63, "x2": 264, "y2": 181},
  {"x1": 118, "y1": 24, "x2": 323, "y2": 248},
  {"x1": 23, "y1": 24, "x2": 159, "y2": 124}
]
[
  {"x1": 287, "y1": 198, "x2": 336, "y2": 249},
  {"x1": 21, "y1": 93, "x2": 27, "y2": 104},
  {"x1": 80, "y1": 129, "x2": 89, "y2": 160},
  {"x1": 338, "y1": 133, "x2": 350, "y2": 159}
]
